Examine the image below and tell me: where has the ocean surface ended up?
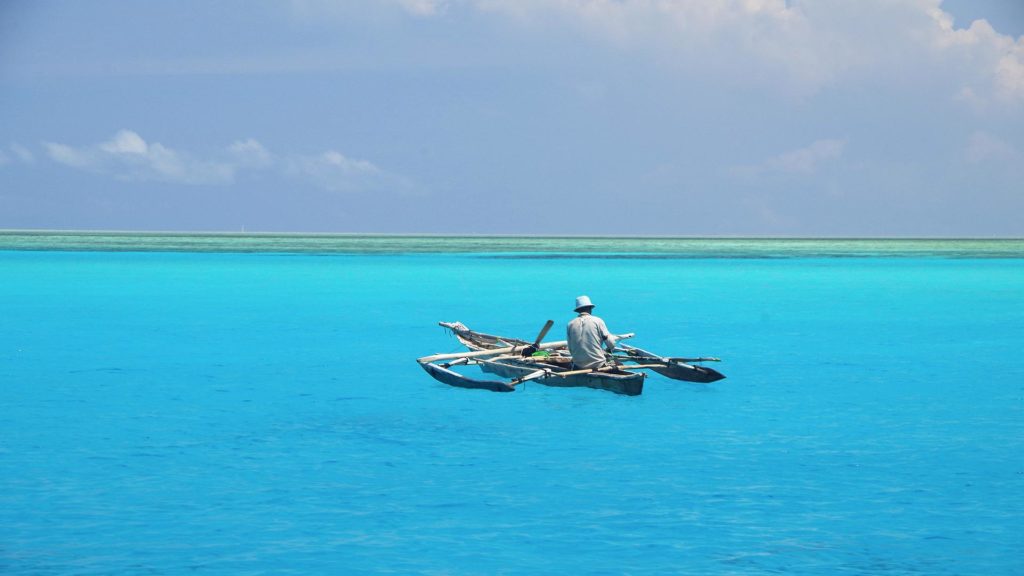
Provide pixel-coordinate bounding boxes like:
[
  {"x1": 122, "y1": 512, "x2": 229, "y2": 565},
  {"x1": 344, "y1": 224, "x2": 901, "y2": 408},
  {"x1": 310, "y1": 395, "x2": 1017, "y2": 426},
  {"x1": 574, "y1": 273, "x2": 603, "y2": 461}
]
[{"x1": 1, "y1": 233, "x2": 1022, "y2": 575}]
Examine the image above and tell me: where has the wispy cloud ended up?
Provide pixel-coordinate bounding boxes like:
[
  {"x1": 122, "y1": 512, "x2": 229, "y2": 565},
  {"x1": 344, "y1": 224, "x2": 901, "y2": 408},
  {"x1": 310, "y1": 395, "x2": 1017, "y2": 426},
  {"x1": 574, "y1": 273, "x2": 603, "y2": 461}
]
[
  {"x1": 292, "y1": 0, "x2": 448, "y2": 18},
  {"x1": 45, "y1": 130, "x2": 234, "y2": 184},
  {"x1": 286, "y1": 151, "x2": 382, "y2": 193},
  {"x1": 10, "y1": 143, "x2": 35, "y2": 163},
  {"x1": 397, "y1": 0, "x2": 448, "y2": 17},
  {"x1": 734, "y1": 139, "x2": 847, "y2": 178},
  {"x1": 43, "y1": 130, "x2": 408, "y2": 192},
  {"x1": 0, "y1": 143, "x2": 36, "y2": 166},
  {"x1": 227, "y1": 138, "x2": 274, "y2": 168}
]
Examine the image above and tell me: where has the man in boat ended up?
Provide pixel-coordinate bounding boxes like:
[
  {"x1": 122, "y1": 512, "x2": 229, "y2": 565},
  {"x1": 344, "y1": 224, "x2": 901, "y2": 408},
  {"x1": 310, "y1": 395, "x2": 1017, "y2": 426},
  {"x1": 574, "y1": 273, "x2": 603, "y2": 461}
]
[{"x1": 566, "y1": 295, "x2": 618, "y2": 370}]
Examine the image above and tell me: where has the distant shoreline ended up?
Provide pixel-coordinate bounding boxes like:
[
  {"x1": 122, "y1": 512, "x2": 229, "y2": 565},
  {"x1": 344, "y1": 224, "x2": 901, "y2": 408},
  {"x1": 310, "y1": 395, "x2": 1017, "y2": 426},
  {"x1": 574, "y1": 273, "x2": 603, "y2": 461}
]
[{"x1": 2, "y1": 230, "x2": 1022, "y2": 258}]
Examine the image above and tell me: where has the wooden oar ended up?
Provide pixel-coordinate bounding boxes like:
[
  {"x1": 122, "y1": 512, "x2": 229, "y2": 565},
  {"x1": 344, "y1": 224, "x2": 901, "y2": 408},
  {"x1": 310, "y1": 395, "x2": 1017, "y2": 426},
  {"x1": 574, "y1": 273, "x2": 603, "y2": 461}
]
[
  {"x1": 615, "y1": 343, "x2": 726, "y2": 383},
  {"x1": 536, "y1": 320, "x2": 554, "y2": 344},
  {"x1": 527, "y1": 320, "x2": 554, "y2": 354}
]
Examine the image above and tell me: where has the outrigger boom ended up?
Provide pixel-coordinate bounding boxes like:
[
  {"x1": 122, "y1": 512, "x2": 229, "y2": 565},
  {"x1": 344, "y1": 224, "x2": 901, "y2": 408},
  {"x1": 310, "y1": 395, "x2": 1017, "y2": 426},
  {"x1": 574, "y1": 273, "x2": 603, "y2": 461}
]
[{"x1": 417, "y1": 340, "x2": 574, "y2": 364}]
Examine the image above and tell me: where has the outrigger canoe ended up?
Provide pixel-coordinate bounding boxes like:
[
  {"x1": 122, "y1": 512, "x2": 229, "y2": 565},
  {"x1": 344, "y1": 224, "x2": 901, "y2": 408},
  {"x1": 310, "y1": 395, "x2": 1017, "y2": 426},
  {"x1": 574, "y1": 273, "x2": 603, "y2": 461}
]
[{"x1": 416, "y1": 321, "x2": 725, "y2": 396}]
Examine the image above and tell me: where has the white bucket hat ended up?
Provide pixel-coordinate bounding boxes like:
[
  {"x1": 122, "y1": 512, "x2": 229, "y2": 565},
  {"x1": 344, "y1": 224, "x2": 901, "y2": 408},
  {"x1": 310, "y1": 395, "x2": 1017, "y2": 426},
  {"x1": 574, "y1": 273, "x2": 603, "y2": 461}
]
[{"x1": 574, "y1": 295, "x2": 595, "y2": 312}]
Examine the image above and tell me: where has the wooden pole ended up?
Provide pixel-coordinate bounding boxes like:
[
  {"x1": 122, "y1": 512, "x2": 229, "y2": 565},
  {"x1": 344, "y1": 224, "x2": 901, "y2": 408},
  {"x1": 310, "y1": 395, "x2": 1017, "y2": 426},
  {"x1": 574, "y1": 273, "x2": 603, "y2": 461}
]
[
  {"x1": 548, "y1": 363, "x2": 666, "y2": 378},
  {"x1": 612, "y1": 355, "x2": 721, "y2": 364},
  {"x1": 418, "y1": 333, "x2": 634, "y2": 364},
  {"x1": 417, "y1": 340, "x2": 568, "y2": 364}
]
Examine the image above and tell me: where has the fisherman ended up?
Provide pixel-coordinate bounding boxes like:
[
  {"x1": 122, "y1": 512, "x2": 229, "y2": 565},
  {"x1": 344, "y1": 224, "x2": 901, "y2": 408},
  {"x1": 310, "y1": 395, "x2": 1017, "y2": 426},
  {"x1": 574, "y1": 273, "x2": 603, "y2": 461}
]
[{"x1": 566, "y1": 295, "x2": 618, "y2": 370}]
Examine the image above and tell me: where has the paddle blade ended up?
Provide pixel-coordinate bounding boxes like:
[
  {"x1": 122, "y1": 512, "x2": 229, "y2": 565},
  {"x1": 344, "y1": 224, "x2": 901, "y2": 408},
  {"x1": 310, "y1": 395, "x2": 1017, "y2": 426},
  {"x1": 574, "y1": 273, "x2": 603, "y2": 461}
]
[
  {"x1": 650, "y1": 363, "x2": 726, "y2": 383},
  {"x1": 619, "y1": 343, "x2": 726, "y2": 383},
  {"x1": 533, "y1": 320, "x2": 555, "y2": 346}
]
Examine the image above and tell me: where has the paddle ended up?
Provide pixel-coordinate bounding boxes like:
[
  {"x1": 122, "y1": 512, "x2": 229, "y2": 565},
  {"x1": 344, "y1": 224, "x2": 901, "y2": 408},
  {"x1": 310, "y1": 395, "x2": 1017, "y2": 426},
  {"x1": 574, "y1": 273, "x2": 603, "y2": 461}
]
[
  {"x1": 520, "y1": 319, "x2": 554, "y2": 357},
  {"x1": 615, "y1": 343, "x2": 726, "y2": 383}
]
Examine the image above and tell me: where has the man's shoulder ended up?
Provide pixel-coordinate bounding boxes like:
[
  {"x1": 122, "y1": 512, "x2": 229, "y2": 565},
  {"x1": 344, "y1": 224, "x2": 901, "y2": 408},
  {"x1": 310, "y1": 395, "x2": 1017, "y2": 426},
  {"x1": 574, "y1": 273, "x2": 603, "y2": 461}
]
[{"x1": 569, "y1": 314, "x2": 604, "y2": 327}]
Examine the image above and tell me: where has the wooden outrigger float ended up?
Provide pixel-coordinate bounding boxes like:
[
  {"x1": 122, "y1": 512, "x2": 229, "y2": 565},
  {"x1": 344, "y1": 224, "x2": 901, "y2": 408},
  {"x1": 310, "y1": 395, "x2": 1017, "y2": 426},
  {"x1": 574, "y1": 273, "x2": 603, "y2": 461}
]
[{"x1": 416, "y1": 321, "x2": 725, "y2": 396}]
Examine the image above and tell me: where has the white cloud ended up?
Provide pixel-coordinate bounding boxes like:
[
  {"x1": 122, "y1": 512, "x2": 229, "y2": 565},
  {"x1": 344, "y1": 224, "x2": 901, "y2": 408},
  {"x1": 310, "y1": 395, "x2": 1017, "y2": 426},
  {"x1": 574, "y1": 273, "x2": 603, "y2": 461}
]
[
  {"x1": 43, "y1": 130, "x2": 407, "y2": 193},
  {"x1": 9, "y1": 143, "x2": 35, "y2": 163},
  {"x1": 929, "y1": 9, "x2": 1024, "y2": 105},
  {"x1": 285, "y1": 150, "x2": 412, "y2": 193},
  {"x1": 289, "y1": 0, "x2": 448, "y2": 20},
  {"x1": 45, "y1": 130, "x2": 234, "y2": 185},
  {"x1": 100, "y1": 130, "x2": 149, "y2": 155},
  {"x1": 397, "y1": 0, "x2": 448, "y2": 16},
  {"x1": 44, "y1": 142, "x2": 90, "y2": 168},
  {"x1": 321, "y1": 150, "x2": 379, "y2": 174},
  {"x1": 228, "y1": 138, "x2": 274, "y2": 168},
  {"x1": 0, "y1": 143, "x2": 35, "y2": 166},
  {"x1": 735, "y1": 138, "x2": 847, "y2": 177},
  {"x1": 995, "y1": 49, "x2": 1024, "y2": 102},
  {"x1": 465, "y1": 0, "x2": 1024, "y2": 105}
]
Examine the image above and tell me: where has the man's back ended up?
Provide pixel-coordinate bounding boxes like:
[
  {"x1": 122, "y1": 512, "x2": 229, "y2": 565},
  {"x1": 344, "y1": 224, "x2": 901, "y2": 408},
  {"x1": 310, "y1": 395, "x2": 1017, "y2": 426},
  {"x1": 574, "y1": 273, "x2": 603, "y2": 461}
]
[{"x1": 567, "y1": 314, "x2": 612, "y2": 369}]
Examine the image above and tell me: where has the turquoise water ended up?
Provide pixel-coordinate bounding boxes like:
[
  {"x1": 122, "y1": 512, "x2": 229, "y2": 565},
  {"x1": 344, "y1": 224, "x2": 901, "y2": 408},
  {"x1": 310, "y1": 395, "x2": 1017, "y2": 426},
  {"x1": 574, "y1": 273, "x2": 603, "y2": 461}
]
[{"x1": 1, "y1": 236, "x2": 1022, "y2": 574}]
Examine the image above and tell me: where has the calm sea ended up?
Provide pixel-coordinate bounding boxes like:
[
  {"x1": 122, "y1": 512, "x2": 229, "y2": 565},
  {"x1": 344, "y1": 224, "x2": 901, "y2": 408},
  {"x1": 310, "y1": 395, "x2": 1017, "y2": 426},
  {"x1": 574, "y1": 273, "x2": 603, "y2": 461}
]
[{"x1": 1, "y1": 233, "x2": 1022, "y2": 575}]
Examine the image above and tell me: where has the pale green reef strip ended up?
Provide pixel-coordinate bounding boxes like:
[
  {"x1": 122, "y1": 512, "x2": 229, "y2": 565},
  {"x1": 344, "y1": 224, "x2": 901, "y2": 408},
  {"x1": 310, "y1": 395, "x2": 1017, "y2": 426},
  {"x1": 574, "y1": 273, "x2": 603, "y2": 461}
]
[{"x1": 1, "y1": 231, "x2": 1022, "y2": 258}]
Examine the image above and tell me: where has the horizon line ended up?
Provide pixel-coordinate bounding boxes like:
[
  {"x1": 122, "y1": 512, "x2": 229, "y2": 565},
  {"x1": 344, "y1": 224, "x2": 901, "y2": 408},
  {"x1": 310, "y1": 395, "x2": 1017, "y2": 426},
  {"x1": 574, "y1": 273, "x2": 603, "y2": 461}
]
[{"x1": 1, "y1": 228, "x2": 1022, "y2": 241}]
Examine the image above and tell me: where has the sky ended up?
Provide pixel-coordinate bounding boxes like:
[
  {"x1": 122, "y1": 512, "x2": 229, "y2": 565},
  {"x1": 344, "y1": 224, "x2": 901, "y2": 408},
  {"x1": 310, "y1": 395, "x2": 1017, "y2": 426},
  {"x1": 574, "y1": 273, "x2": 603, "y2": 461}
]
[{"x1": 1, "y1": 0, "x2": 1022, "y2": 236}]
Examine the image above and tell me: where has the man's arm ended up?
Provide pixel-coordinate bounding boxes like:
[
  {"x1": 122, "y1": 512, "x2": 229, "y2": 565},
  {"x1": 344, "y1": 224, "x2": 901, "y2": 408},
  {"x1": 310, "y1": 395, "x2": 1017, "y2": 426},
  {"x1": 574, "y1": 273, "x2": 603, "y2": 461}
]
[{"x1": 596, "y1": 317, "x2": 618, "y2": 352}]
